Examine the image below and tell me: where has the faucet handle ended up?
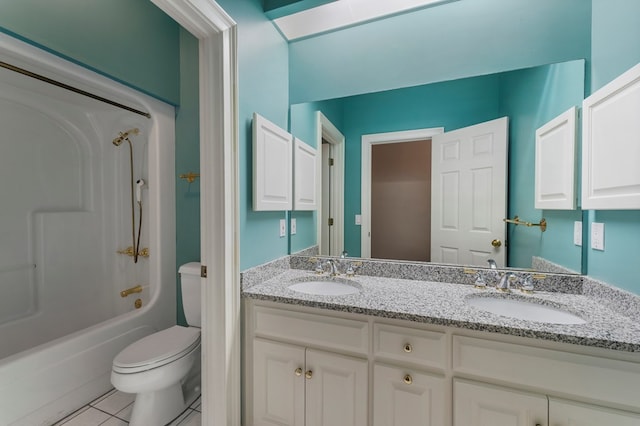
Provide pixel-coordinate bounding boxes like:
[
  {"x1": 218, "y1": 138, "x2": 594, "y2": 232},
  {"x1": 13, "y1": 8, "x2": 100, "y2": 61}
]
[
  {"x1": 345, "y1": 261, "x2": 361, "y2": 277},
  {"x1": 474, "y1": 272, "x2": 487, "y2": 289},
  {"x1": 521, "y1": 275, "x2": 535, "y2": 293},
  {"x1": 313, "y1": 259, "x2": 325, "y2": 274}
]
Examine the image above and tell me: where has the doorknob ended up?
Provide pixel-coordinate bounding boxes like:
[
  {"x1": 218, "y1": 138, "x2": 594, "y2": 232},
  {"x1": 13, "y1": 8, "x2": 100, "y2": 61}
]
[{"x1": 491, "y1": 239, "x2": 502, "y2": 248}]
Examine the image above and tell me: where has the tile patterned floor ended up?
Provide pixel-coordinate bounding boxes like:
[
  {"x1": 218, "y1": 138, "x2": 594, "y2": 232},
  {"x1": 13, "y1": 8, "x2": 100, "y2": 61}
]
[{"x1": 52, "y1": 389, "x2": 201, "y2": 425}]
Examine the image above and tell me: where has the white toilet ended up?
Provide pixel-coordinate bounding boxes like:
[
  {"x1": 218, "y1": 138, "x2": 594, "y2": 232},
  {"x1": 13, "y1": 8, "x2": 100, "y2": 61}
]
[{"x1": 111, "y1": 262, "x2": 202, "y2": 426}]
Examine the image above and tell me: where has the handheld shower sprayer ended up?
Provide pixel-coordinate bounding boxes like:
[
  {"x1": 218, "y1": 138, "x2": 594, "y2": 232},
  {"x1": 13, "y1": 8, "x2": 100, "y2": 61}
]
[{"x1": 112, "y1": 128, "x2": 143, "y2": 263}]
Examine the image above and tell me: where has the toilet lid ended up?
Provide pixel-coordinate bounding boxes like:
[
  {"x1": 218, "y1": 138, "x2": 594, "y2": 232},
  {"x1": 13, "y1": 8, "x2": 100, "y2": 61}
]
[{"x1": 113, "y1": 325, "x2": 200, "y2": 371}]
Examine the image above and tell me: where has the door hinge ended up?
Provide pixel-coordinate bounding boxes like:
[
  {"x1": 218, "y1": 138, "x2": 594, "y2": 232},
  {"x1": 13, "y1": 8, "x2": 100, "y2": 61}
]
[
  {"x1": 328, "y1": 218, "x2": 334, "y2": 226},
  {"x1": 201, "y1": 265, "x2": 208, "y2": 278},
  {"x1": 329, "y1": 158, "x2": 334, "y2": 166}
]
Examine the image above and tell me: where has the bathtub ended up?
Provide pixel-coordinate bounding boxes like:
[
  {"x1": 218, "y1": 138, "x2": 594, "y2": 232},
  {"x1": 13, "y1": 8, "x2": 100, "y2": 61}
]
[{"x1": 0, "y1": 34, "x2": 176, "y2": 425}]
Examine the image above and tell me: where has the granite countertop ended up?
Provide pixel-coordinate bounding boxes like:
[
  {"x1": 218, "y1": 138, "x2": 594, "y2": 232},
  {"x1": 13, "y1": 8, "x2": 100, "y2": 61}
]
[{"x1": 242, "y1": 268, "x2": 640, "y2": 353}]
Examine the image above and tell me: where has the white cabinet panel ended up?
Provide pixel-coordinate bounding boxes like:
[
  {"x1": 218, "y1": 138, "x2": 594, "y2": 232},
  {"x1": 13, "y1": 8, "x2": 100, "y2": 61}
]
[
  {"x1": 454, "y1": 379, "x2": 547, "y2": 426},
  {"x1": 294, "y1": 138, "x2": 318, "y2": 210},
  {"x1": 253, "y1": 112, "x2": 293, "y2": 211},
  {"x1": 582, "y1": 63, "x2": 640, "y2": 209},
  {"x1": 306, "y1": 349, "x2": 368, "y2": 426},
  {"x1": 373, "y1": 364, "x2": 447, "y2": 426},
  {"x1": 549, "y1": 398, "x2": 640, "y2": 426},
  {"x1": 253, "y1": 338, "x2": 305, "y2": 426},
  {"x1": 535, "y1": 107, "x2": 577, "y2": 210}
]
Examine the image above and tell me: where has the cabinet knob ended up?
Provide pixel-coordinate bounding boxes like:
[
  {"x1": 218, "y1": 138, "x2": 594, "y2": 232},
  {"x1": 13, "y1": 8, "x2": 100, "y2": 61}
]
[
  {"x1": 403, "y1": 343, "x2": 413, "y2": 353},
  {"x1": 305, "y1": 370, "x2": 313, "y2": 379},
  {"x1": 294, "y1": 367, "x2": 302, "y2": 377},
  {"x1": 403, "y1": 374, "x2": 413, "y2": 385}
]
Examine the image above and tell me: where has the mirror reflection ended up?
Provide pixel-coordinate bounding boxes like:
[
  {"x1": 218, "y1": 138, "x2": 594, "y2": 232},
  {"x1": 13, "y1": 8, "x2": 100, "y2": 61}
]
[{"x1": 290, "y1": 59, "x2": 585, "y2": 274}]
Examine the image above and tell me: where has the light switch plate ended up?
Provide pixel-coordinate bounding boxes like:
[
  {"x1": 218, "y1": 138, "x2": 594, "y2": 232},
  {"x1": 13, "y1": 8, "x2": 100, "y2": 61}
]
[
  {"x1": 279, "y1": 219, "x2": 286, "y2": 237},
  {"x1": 355, "y1": 214, "x2": 362, "y2": 225},
  {"x1": 591, "y1": 222, "x2": 605, "y2": 251},
  {"x1": 290, "y1": 218, "x2": 297, "y2": 235},
  {"x1": 573, "y1": 221, "x2": 582, "y2": 246}
]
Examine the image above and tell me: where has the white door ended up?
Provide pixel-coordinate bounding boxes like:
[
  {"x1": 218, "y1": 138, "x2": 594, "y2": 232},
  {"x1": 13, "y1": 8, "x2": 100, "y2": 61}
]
[
  {"x1": 373, "y1": 364, "x2": 447, "y2": 426},
  {"x1": 549, "y1": 398, "x2": 640, "y2": 426},
  {"x1": 253, "y1": 339, "x2": 305, "y2": 426},
  {"x1": 454, "y1": 379, "x2": 547, "y2": 426},
  {"x1": 431, "y1": 117, "x2": 508, "y2": 267},
  {"x1": 321, "y1": 143, "x2": 331, "y2": 254},
  {"x1": 305, "y1": 349, "x2": 368, "y2": 426}
]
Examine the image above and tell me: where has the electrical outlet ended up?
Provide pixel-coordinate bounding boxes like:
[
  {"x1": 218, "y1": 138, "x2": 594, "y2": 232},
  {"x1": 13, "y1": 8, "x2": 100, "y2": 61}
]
[
  {"x1": 279, "y1": 219, "x2": 286, "y2": 237},
  {"x1": 573, "y1": 221, "x2": 582, "y2": 246},
  {"x1": 591, "y1": 222, "x2": 605, "y2": 251},
  {"x1": 291, "y1": 218, "x2": 297, "y2": 235}
]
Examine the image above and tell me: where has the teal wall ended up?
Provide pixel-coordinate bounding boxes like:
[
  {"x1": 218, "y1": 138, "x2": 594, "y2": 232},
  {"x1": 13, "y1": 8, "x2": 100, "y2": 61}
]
[
  {"x1": 500, "y1": 61, "x2": 585, "y2": 273},
  {"x1": 0, "y1": 0, "x2": 180, "y2": 105},
  {"x1": 586, "y1": 0, "x2": 640, "y2": 293},
  {"x1": 217, "y1": 0, "x2": 291, "y2": 270},
  {"x1": 289, "y1": 0, "x2": 591, "y2": 104},
  {"x1": 175, "y1": 29, "x2": 200, "y2": 325}
]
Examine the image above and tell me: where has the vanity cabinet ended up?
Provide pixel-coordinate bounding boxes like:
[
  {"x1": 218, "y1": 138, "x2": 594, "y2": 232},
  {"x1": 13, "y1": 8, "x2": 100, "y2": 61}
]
[
  {"x1": 453, "y1": 379, "x2": 640, "y2": 426},
  {"x1": 244, "y1": 300, "x2": 640, "y2": 426}
]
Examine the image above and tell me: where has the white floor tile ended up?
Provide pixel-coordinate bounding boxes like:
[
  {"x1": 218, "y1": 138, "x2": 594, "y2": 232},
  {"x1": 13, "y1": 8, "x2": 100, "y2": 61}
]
[
  {"x1": 59, "y1": 407, "x2": 111, "y2": 426},
  {"x1": 190, "y1": 395, "x2": 201, "y2": 412},
  {"x1": 99, "y1": 417, "x2": 128, "y2": 426},
  {"x1": 115, "y1": 401, "x2": 134, "y2": 421},
  {"x1": 177, "y1": 409, "x2": 201, "y2": 425},
  {"x1": 91, "y1": 390, "x2": 135, "y2": 415},
  {"x1": 167, "y1": 409, "x2": 193, "y2": 426}
]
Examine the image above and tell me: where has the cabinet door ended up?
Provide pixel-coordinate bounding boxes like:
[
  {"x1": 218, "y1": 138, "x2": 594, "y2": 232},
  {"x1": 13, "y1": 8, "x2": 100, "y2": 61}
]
[
  {"x1": 373, "y1": 364, "x2": 447, "y2": 426},
  {"x1": 454, "y1": 379, "x2": 547, "y2": 426},
  {"x1": 253, "y1": 339, "x2": 305, "y2": 426},
  {"x1": 549, "y1": 397, "x2": 640, "y2": 426},
  {"x1": 305, "y1": 349, "x2": 368, "y2": 426}
]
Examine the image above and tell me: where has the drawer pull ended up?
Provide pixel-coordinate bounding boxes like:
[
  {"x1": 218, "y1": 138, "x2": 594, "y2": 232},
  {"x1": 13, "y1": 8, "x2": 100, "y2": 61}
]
[
  {"x1": 305, "y1": 370, "x2": 313, "y2": 379},
  {"x1": 403, "y1": 343, "x2": 413, "y2": 353},
  {"x1": 403, "y1": 374, "x2": 413, "y2": 385},
  {"x1": 294, "y1": 367, "x2": 302, "y2": 377}
]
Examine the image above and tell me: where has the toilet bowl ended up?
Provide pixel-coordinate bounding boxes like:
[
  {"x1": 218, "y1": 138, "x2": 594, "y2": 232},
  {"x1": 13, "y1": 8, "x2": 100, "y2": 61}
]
[
  {"x1": 111, "y1": 262, "x2": 202, "y2": 426},
  {"x1": 111, "y1": 326, "x2": 200, "y2": 425}
]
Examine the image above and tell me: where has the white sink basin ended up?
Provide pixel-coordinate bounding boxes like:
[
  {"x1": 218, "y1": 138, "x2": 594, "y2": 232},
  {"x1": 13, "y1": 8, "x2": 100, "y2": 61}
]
[
  {"x1": 466, "y1": 295, "x2": 586, "y2": 324},
  {"x1": 288, "y1": 279, "x2": 361, "y2": 296}
]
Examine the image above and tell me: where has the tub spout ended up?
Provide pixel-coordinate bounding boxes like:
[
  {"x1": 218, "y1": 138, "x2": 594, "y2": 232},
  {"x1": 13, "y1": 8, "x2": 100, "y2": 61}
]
[{"x1": 120, "y1": 285, "x2": 143, "y2": 298}]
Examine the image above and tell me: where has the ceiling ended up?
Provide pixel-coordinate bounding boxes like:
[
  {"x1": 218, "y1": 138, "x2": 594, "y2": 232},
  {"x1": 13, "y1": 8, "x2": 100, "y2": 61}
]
[{"x1": 266, "y1": 0, "x2": 452, "y2": 41}]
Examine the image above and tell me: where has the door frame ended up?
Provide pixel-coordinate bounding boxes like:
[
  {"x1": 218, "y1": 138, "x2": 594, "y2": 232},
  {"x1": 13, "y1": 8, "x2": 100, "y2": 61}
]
[
  {"x1": 316, "y1": 112, "x2": 345, "y2": 256},
  {"x1": 149, "y1": 1, "x2": 239, "y2": 425},
  {"x1": 361, "y1": 128, "x2": 443, "y2": 258}
]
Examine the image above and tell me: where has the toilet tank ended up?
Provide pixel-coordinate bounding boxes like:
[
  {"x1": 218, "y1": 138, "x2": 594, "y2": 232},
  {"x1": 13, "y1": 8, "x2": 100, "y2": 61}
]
[{"x1": 179, "y1": 262, "x2": 202, "y2": 327}]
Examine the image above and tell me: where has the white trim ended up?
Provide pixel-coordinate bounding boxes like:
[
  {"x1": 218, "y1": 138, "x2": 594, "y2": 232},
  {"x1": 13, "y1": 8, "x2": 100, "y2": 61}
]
[
  {"x1": 361, "y1": 128, "x2": 443, "y2": 258},
  {"x1": 149, "y1": 1, "x2": 239, "y2": 425},
  {"x1": 316, "y1": 112, "x2": 345, "y2": 256}
]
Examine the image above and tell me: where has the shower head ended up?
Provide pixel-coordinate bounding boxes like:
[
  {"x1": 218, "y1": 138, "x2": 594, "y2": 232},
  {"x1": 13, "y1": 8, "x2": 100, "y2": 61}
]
[{"x1": 112, "y1": 128, "x2": 140, "y2": 147}]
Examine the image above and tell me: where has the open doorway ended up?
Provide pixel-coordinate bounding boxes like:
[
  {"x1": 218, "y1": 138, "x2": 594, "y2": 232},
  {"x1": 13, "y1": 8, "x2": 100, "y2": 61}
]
[{"x1": 371, "y1": 140, "x2": 432, "y2": 261}]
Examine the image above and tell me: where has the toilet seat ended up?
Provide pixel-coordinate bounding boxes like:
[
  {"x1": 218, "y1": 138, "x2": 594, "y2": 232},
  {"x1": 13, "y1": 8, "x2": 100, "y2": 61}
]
[{"x1": 113, "y1": 325, "x2": 200, "y2": 374}]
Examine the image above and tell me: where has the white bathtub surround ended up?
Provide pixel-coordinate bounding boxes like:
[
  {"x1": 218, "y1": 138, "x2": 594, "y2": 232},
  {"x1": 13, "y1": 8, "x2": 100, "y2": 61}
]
[
  {"x1": 0, "y1": 33, "x2": 176, "y2": 425},
  {"x1": 53, "y1": 389, "x2": 201, "y2": 425}
]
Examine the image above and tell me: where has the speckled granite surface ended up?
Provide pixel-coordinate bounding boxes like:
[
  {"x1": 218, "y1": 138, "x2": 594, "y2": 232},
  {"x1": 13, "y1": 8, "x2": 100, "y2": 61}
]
[{"x1": 241, "y1": 256, "x2": 640, "y2": 352}]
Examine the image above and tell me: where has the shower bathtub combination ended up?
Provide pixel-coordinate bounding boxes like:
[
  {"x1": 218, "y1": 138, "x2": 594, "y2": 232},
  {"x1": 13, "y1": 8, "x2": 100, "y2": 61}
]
[{"x1": 0, "y1": 34, "x2": 176, "y2": 425}]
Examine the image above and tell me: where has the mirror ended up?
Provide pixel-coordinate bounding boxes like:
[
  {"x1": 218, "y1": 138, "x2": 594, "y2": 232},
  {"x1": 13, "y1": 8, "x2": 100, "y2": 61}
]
[{"x1": 289, "y1": 59, "x2": 586, "y2": 274}]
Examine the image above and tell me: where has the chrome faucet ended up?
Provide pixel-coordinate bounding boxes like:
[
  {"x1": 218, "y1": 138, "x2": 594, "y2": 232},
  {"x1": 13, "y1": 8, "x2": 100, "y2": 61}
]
[
  {"x1": 326, "y1": 259, "x2": 339, "y2": 276},
  {"x1": 497, "y1": 272, "x2": 515, "y2": 291}
]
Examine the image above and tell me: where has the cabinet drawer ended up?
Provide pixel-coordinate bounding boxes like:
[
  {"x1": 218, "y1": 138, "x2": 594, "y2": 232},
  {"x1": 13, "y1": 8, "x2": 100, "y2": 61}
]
[
  {"x1": 373, "y1": 323, "x2": 447, "y2": 369},
  {"x1": 253, "y1": 305, "x2": 369, "y2": 355}
]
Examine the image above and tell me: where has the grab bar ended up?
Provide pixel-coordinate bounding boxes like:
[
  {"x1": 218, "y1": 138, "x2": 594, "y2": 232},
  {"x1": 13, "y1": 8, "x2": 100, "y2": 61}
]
[{"x1": 503, "y1": 216, "x2": 547, "y2": 232}]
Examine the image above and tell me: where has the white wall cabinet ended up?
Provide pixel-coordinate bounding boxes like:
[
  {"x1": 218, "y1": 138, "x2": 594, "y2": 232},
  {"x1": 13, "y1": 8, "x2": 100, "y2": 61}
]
[
  {"x1": 244, "y1": 300, "x2": 640, "y2": 426},
  {"x1": 582, "y1": 62, "x2": 640, "y2": 209},
  {"x1": 535, "y1": 107, "x2": 577, "y2": 210},
  {"x1": 253, "y1": 113, "x2": 293, "y2": 211},
  {"x1": 293, "y1": 138, "x2": 318, "y2": 210}
]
